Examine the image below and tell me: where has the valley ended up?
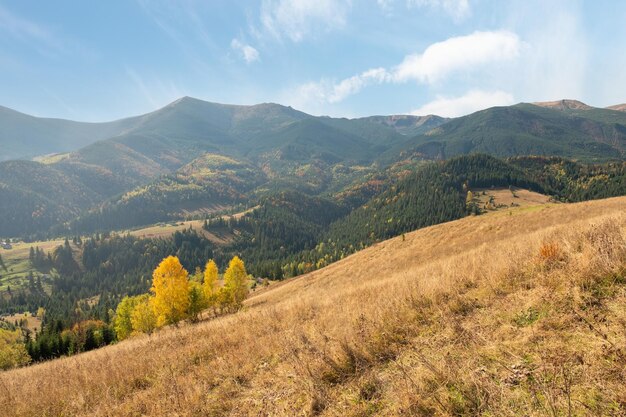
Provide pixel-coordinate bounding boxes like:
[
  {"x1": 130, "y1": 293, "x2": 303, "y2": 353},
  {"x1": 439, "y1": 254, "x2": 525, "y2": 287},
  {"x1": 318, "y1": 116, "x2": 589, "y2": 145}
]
[
  {"x1": 0, "y1": 98, "x2": 625, "y2": 415},
  {"x1": 2, "y1": 3, "x2": 625, "y2": 415}
]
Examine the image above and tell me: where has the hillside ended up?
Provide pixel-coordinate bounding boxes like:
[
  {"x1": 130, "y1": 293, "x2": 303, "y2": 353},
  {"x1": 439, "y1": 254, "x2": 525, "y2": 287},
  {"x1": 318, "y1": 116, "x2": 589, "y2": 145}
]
[
  {"x1": 0, "y1": 160, "x2": 136, "y2": 237},
  {"x1": 67, "y1": 154, "x2": 265, "y2": 233},
  {"x1": 2, "y1": 196, "x2": 624, "y2": 416},
  {"x1": 532, "y1": 98, "x2": 593, "y2": 111},
  {"x1": 395, "y1": 103, "x2": 626, "y2": 162},
  {"x1": 0, "y1": 106, "x2": 143, "y2": 162}
]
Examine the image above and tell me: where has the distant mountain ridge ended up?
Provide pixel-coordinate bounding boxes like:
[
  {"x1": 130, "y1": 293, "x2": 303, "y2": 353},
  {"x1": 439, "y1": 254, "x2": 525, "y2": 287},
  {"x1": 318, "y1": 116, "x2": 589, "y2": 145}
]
[
  {"x1": 0, "y1": 105, "x2": 144, "y2": 161},
  {"x1": 394, "y1": 102, "x2": 626, "y2": 162}
]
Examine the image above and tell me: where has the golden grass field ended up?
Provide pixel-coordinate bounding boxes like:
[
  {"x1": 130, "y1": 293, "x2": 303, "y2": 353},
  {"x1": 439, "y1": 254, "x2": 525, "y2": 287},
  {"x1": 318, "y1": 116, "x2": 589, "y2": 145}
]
[
  {"x1": 473, "y1": 186, "x2": 553, "y2": 209},
  {"x1": 1, "y1": 196, "x2": 625, "y2": 416}
]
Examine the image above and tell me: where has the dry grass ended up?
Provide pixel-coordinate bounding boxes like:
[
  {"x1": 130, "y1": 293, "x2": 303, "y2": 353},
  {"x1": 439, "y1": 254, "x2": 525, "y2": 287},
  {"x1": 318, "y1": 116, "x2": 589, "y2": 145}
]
[
  {"x1": 0, "y1": 313, "x2": 42, "y2": 334},
  {"x1": 1, "y1": 196, "x2": 625, "y2": 416},
  {"x1": 474, "y1": 187, "x2": 553, "y2": 210}
]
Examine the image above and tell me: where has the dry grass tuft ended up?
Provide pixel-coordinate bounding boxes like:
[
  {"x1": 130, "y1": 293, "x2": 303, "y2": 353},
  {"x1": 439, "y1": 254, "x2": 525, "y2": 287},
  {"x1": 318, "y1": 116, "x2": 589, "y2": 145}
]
[{"x1": 1, "y1": 196, "x2": 625, "y2": 416}]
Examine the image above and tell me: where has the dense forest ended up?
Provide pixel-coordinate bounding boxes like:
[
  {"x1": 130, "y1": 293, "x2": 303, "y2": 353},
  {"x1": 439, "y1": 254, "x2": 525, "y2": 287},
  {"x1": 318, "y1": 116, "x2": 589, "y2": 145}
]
[
  {"x1": 205, "y1": 155, "x2": 626, "y2": 278},
  {"x1": 1, "y1": 154, "x2": 625, "y2": 367}
]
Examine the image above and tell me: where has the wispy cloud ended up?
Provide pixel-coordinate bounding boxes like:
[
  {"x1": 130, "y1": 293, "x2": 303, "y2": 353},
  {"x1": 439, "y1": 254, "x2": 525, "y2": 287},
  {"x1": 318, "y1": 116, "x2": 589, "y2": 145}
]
[
  {"x1": 0, "y1": 4, "x2": 89, "y2": 58},
  {"x1": 375, "y1": 0, "x2": 470, "y2": 21},
  {"x1": 407, "y1": 0, "x2": 470, "y2": 22},
  {"x1": 126, "y1": 67, "x2": 185, "y2": 109},
  {"x1": 291, "y1": 30, "x2": 522, "y2": 105},
  {"x1": 231, "y1": 39, "x2": 260, "y2": 63},
  {"x1": 411, "y1": 89, "x2": 514, "y2": 117},
  {"x1": 136, "y1": 0, "x2": 219, "y2": 75},
  {"x1": 258, "y1": 0, "x2": 351, "y2": 42}
]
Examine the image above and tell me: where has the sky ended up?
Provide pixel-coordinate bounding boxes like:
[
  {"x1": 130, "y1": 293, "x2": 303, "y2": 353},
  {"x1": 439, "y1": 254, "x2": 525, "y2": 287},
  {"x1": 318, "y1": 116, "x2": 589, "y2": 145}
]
[{"x1": 0, "y1": 0, "x2": 625, "y2": 121}]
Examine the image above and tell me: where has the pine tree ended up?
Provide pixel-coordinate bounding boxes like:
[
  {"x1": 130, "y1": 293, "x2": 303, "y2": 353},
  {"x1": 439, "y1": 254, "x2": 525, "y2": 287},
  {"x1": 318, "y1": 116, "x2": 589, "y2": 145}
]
[{"x1": 151, "y1": 256, "x2": 190, "y2": 327}]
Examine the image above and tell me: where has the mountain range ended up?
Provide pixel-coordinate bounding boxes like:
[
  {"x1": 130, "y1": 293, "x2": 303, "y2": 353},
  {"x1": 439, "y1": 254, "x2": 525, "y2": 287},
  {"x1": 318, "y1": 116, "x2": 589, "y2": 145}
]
[{"x1": 0, "y1": 97, "x2": 625, "y2": 237}]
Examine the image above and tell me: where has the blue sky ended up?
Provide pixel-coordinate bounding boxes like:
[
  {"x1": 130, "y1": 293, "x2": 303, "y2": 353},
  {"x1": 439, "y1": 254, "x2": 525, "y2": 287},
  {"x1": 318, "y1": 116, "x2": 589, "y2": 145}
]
[{"x1": 0, "y1": 0, "x2": 624, "y2": 121}]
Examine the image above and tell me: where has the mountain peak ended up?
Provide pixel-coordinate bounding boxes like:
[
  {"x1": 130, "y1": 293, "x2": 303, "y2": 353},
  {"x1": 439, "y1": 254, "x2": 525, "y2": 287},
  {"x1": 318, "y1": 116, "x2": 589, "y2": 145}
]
[
  {"x1": 606, "y1": 103, "x2": 626, "y2": 112},
  {"x1": 532, "y1": 99, "x2": 593, "y2": 111},
  {"x1": 165, "y1": 96, "x2": 214, "y2": 108}
]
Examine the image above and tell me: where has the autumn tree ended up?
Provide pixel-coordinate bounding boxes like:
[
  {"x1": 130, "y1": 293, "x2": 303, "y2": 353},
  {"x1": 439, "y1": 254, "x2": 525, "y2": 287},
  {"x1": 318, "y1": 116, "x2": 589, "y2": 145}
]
[
  {"x1": 114, "y1": 295, "x2": 143, "y2": 340},
  {"x1": 130, "y1": 295, "x2": 156, "y2": 335},
  {"x1": 187, "y1": 282, "x2": 208, "y2": 322},
  {"x1": 0, "y1": 329, "x2": 31, "y2": 370},
  {"x1": 203, "y1": 260, "x2": 219, "y2": 300},
  {"x1": 223, "y1": 256, "x2": 249, "y2": 310},
  {"x1": 151, "y1": 256, "x2": 190, "y2": 327}
]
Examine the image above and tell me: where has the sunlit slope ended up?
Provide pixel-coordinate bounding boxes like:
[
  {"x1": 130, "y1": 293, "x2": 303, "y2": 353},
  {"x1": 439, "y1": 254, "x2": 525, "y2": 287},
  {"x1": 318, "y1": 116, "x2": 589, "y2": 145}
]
[{"x1": 2, "y1": 196, "x2": 625, "y2": 416}]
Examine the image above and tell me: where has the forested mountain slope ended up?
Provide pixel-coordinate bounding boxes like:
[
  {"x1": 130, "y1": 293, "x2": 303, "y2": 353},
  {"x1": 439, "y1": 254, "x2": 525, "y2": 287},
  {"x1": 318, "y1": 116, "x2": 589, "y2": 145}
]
[
  {"x1": 203, "y1": 155, "x2": 626, "y2": 278},
  {"x1": 395, "y1": 103, "x2": 626, "y2": 161},
  {"x1": 2, "y1": 97, "x2": 626, "y2": 238}
]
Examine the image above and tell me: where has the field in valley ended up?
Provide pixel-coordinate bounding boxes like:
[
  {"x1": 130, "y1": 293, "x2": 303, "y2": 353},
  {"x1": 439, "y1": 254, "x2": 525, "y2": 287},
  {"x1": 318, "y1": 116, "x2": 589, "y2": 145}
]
[
  {"x1": 473, "y1": 186, "x2": 554, "y2": 210},
  {"x1": 0, "y1": 239, "x2": 71, "y2": 293},
  {"x1": 1, "y1": 196, "x2": 624, "y2": 416}
]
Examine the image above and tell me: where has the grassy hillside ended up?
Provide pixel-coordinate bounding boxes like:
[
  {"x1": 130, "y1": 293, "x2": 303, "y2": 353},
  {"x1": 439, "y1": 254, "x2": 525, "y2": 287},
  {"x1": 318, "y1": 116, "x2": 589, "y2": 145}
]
[{"x1": 2, "y1": 196, "x2": 624, "y2": 416}]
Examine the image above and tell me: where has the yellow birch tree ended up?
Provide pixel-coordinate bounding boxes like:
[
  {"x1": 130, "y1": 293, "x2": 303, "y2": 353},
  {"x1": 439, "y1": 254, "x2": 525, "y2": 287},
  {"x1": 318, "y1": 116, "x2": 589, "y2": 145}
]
[
  {"x1": 223, "y1": 256, "x2": 249, "y2": 310},
  {"x1": 151, "y1": 256, "x2": 190, "y2": 327},
  {"x1": 203, "y1": 259, "x2": 219, "y2": 301},
  {"x1": 130, "y1": 295, "x2": 157, "y2": 335},
  {"x1": 114, "y1": 295, "x2": 142, "y2": 340}
]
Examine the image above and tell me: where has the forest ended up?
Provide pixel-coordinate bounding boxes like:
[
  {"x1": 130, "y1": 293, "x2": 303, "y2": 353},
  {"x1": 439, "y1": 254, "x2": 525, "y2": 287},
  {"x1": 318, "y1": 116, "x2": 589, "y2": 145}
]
[{"x1": 1, "y1": 154, "x2": 626, "y2": 368}]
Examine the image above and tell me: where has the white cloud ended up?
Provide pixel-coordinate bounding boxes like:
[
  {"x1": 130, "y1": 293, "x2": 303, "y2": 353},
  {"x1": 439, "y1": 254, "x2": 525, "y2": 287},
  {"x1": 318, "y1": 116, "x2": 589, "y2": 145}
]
[
  {"x1": 411, "y1": 90, "x2": 515, "y2": 117},
  {"x1": 259, "y1": 0, "x2": 351, "y2": 42},
  {"x1": 288, "y1": 68, "x2": 389, "y2": 106},
  {"x1": 407, "y1": 0, "x2": 470, "y2": 22},
  {"x1": 392, "y1": 31, "x2": 521, "y2": 84},
  {"x1": 328, "y1": 68, "x2": 389, "y2": 102},
  {"x1": 231, "y1": 39, "x2": 260, "y2": 63},
  {"x1": 292, "y1": 30, "x2": 521, "y2": 105}
]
